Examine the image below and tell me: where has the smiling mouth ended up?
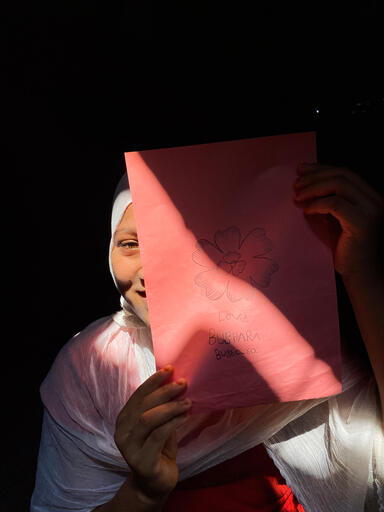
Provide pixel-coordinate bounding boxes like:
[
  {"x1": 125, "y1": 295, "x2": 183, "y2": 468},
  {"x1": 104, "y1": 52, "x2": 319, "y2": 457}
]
[{"x1": 137, "y1": 290, "x2": 146, "y2": 298}]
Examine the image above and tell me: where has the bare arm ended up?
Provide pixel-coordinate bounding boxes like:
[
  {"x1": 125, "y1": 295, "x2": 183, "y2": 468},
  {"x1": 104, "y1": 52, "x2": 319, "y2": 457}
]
[
  {"x1": 342, "y1": 265, "x2": 384, "y2": 427},
  {"x1": 293, "y1": 162, "x2": 384, "y2": 425},
  {"x1": 91, "y1": 473, "x2": 169, "y2": 512}
]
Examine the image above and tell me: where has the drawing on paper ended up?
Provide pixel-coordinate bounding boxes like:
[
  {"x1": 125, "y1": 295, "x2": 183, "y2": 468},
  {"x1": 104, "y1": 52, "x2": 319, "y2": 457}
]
[{"x1": 192, "y1": 226, "x2": 279, "y2": 302}]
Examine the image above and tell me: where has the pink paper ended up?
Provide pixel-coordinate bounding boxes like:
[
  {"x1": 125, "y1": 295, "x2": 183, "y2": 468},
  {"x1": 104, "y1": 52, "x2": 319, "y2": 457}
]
[{"x1": 125, "y1": 132, "x2": 342, "y2": 414}]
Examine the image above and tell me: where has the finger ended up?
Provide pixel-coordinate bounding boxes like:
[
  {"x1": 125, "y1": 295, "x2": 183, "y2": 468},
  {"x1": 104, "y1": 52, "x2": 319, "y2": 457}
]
[
  {"x1": 126, "y1": 402, "x2": 190, "y2": 464},
  {"x1": 162, "y1": 428, "x2": 178, "y2": 461},
  {"x1": 142, "y1": 378, "x2": 188, "y2": 413},
  {"x1": 136, "y1": 366, "x2": 175, "y2": 399},
  {"x1": 140, "y1": 412, "x2": 189, "y2": 469},
  {"x1": 300, "y1": 195, "x2": 370, "y2": 238},
  {"x1": 126, "y1": 399, "x2": 192, "y2": 454},
  {"x1": 297, "y1": 164, "x2": 384, "y2": 209},
  {"x1": 118, "y1": 366, "x2": 175, "y2": 417},
  {"x1": 293, "y1": 175, "x2": 377, "y2": 216},
  {"x1": 115, "y1": 370, "x2": 188, "y2": 456}
]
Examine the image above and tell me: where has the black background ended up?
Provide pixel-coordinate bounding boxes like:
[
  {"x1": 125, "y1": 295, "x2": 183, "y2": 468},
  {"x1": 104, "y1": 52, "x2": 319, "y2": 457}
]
[{"x1": 5, "y1": 2, "x2": 384, "y2": 509}]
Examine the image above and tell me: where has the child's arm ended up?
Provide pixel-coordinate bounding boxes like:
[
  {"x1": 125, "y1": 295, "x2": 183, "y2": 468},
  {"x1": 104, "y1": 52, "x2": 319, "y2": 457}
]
[
  {"x1": 342, "y1": 267, "x2": 384, "y2": 427},
  {"x1": 294, "y1": 162, "x2": 384, "y2": 427}
]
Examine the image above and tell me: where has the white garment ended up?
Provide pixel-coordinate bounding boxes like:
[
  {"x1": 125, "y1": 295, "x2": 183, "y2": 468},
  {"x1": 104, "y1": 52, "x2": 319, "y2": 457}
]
[{"x1": 30, "y1": 173, "x2": 384, "y2": 511}]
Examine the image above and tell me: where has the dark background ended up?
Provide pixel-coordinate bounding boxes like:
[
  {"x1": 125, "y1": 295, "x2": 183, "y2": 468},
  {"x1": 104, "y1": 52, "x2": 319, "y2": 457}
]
[{"x1": 5, "y1": 1, "x2": 383, "y2": 509}]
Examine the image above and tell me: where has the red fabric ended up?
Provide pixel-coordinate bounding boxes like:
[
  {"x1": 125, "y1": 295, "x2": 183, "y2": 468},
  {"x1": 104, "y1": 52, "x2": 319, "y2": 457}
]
[{"x1": 163, "y1": 443, "x2": 305, "y2": 512}]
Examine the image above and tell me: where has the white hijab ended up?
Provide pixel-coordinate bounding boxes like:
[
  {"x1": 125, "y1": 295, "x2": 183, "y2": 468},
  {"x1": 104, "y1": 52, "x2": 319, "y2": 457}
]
[
  {"x1": 31, "y1": 172, "x2": 383, "y2": 512},
  {"x1": 109, "y1": 173, "x2": 383, "y2": 511}
]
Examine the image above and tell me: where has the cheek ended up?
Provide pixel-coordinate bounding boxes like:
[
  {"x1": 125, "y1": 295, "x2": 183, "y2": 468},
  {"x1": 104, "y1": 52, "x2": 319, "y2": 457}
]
[{"x1": 111, "y1": 252, "x2": 134, "y2": 285}]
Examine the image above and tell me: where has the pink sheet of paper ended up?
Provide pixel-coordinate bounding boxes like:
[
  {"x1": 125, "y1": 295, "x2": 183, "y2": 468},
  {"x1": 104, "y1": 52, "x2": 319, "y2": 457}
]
[{"x1": 125, "y1": 132, "x2": 342, "y2": 415}]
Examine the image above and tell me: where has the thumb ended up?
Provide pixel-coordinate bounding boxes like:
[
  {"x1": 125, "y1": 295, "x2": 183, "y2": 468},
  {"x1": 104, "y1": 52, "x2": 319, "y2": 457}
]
[{"x1": 162, "y1": 428, "x2": 178, "y2": 461}]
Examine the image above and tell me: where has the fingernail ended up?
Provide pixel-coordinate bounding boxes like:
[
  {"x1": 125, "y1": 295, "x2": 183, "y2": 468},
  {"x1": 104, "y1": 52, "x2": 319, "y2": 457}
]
[{"x1": 162, "y1": 365, "x2": 173, "y2": 372}]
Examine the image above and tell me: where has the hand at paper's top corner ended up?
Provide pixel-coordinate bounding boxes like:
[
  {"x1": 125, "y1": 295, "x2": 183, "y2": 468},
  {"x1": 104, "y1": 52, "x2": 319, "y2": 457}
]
[{"x1": 292, "y1": 163, "x2": 384, "y2": 281}]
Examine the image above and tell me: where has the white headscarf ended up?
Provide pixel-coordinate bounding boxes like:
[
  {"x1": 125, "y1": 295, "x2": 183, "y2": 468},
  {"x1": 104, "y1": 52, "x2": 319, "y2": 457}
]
[
  {"x1": 107, "y1": 173, "x2": 147, "y2": 328},
  {"x1": 31, "y1": 172, "x2": 383, "y2": 512}
]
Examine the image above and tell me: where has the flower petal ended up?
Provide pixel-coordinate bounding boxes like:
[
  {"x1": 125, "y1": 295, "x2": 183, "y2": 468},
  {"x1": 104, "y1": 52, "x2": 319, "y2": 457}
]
[
  {"x1": 226, "y1": 282, "x2": 243, "y2": 302},
  {"x1": 218, "y1": 261, "x2": 233, "y2": 273},
  {"x1": 232, "y1": 260, "x2": 246, "y2": 276},
  {"x1": 240, "y1": 228, "x2": 273, "y2": 258},
  {"x1": 248, "y1": 257, "x2": 279, "y2": 288},
  {"x1": 214, "y1": 226, "x2": 241, "y2": 253},
  {"x1": 192, "y1": 239, "x2": 223, "y2": 267},
  {"x1": 223, "y1": 251, "x2": 241, "y2": 264},
  {"x1": 194, "y1": 269, "x2": 227, "y2": 300}
]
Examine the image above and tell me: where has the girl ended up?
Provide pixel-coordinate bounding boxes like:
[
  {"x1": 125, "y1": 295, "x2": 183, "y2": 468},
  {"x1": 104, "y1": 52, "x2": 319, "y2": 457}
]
[{"x1": 31, "y1": 163, "x2": 383, "y2": 512}]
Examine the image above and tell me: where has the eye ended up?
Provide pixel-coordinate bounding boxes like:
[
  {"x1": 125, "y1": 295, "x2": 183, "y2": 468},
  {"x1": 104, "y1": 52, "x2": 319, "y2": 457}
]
[{"x1": 118, "y1": 240, "x2": 139, "y2": 249}]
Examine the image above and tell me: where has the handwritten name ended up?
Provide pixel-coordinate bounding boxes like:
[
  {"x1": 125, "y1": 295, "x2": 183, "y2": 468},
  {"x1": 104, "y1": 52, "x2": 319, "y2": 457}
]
[
  {"x1": 214, "y1": 346, "x2": 257, "y2": 360},
  {"x1": 208, "y1": 328, "x2": 260, "y2": 346}
]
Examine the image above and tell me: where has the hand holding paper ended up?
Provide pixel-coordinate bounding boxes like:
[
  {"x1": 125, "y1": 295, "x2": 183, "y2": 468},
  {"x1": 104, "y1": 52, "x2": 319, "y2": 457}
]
[{"x1": 293, "y1": 162, "x2": 384, "y2": 280}]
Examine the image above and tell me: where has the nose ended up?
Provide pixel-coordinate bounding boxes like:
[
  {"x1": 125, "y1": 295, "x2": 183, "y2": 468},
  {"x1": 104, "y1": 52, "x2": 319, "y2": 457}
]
[{"x1": 140, "y1": 277, "x2": 145, "y2": 289}]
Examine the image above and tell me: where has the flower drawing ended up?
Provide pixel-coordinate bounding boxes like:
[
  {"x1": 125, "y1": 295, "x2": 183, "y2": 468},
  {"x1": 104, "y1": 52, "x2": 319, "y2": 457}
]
[{"x1": 192, "y1": 226, "x2": 279, "y2": 302}]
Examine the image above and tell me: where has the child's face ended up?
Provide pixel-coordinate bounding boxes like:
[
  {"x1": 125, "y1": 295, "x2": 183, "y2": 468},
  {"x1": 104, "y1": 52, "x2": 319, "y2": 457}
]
[{"x1": 111, "y1": 203, "x2": 149, "y2": 326}]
